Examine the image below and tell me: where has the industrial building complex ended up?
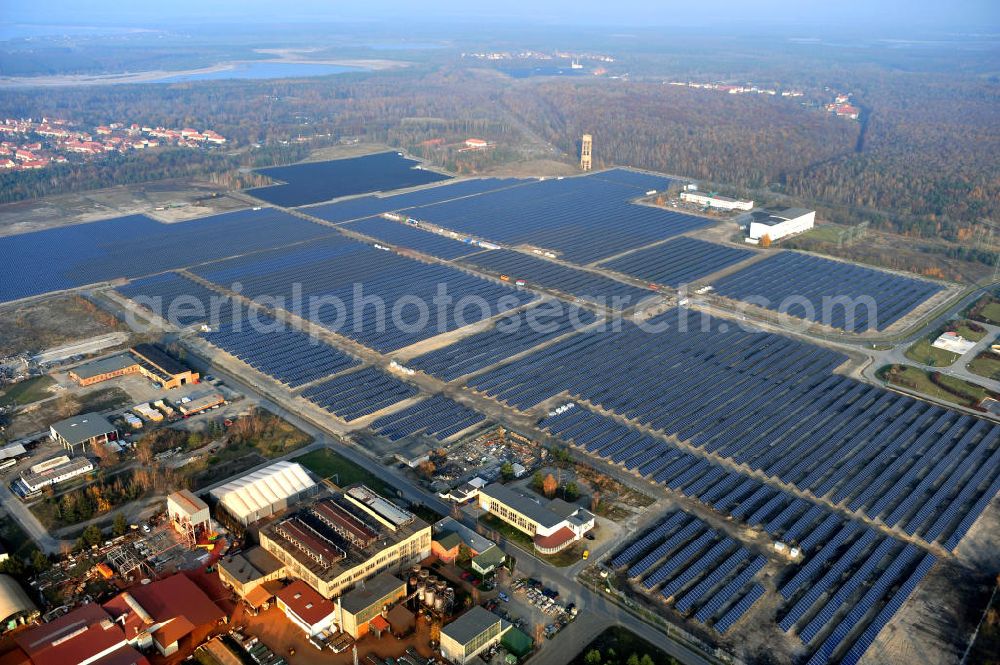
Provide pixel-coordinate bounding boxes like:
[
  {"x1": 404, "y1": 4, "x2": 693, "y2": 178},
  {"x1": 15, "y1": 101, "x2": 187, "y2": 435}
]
[{"x1": 0, "y1": 153, "x2": 991, "y2": 665}]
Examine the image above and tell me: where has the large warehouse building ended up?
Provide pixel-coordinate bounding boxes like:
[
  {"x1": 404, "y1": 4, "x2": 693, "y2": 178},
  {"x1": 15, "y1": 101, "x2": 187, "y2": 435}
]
[
  {"x1": 69, "y1": 344, "x2": 199, "y2": 389},
  {"x1": 49, "y1": 412, "x2": 118, "y2": 454},
  {"x1": 257, "y1": 487, "x2": 431, "y2": 600},
  {"x1": 744, "y1": 206, "x2": 816, "y2": 242},
  {"x1": 210, "y1": 461, "x2": 318, "y2": 526},
  {"x1": 680, "y1": 191, "x2": 754, "y2": 211},
  {"x1": 478, "y1": 483, "x2": 594, "y2": 554}
]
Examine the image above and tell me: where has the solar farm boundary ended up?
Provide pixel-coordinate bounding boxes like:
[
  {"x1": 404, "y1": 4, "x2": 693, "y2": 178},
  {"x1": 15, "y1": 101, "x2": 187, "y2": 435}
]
[{"x1": 546, "y1": 398, "x2": 953, "y2": 559}]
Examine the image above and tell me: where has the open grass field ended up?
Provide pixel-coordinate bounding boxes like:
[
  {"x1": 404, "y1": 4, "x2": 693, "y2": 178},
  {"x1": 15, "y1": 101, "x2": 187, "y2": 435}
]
[
  {"x1": 880, "y1": 364, "x2": 993, "y2": 408},
  {"x1": 293, "y1": 447, "x2": 395, "y2": 496},
  {"x1": 905, "y1": 337, "x2": 961, "y2": 367},
  {"x1": 0, "y1": 294, "x2": 124, "y2": 356},
  {"x1": 0, "y1": 375, "x2": 55, "y2": 408},
  {"x1": 967, "y1": 352, "x2": 1000, "y2": 381},
  {"x1": 967, "y1": 294, "x2": 1000, "y2": 326},
  {"x1": 904, "y1": 320, "x2": 987, "y2": 367},
  {"x1": 4, "y1": 386, "x2": 131, "y2": 441}
]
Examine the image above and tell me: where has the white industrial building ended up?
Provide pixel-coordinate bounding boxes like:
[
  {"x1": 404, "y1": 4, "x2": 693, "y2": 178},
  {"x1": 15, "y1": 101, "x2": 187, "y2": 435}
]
[
  {"x1": 210, "y1": 461, "x2": 318, "y2": 525},
  {"x1": 17, "y1": 455, "x2": 94, "y2": 494},
  {"x1": 680, "y1": 191, "x2": 754, "y2": 211},
  {"x1": 745, "y1": 207, "x2": 816, "y2": 242}
]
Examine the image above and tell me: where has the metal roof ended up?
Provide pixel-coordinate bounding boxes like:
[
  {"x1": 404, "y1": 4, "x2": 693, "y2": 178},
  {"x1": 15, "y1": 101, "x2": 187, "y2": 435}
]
[
  {"x1": 50, "y1": 412, "x2": 115, "y2": 445},
  {"x1": 338, "y1": 573, "x2": 405, "y2": 615},
  {"x1": 210, "y1": 461, "x2": 316, "y2": 522},
  {"x1": 480, "y1": 483, "x2": 563, "y2": 529},
  {"x1": 442, "y1": 606, "x2": 503, "y2": 645},
  {"x1": 70, "y1": 354, "x2": 136, "y2": 380}
]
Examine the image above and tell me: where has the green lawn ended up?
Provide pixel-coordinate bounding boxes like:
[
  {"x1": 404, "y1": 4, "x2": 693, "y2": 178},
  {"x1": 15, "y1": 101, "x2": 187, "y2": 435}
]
[
  {"x1": 968, "y1": 352, "x2": 1000, "y2": 381},
  {"x1": 881, "y1": 364, "x2": 991, "y2": 408},
  {"x1": 954, "y1": 320, "x2": 989, "y2": 342},
  {"x1": 905, "y1": 337, "x2": 960, "y2": 367},
  {"x1": 0, "y1": 375, "x2": 55, "y2": 408},
  {"x1": 293, "y1": 448, "x2": 395, "y2": 496},
  {"x1": 966, "y1": 294, "x2": 1000, "y2": 325}
]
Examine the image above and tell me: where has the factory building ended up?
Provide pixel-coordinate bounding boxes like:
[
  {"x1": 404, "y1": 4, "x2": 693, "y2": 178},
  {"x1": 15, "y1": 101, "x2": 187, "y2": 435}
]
[
  {"x1": 69, "y1": 344, "x2": 199, "y2": 389},
  {"x1": 13, "y1": 603, "x2": 149, "y2": 665},
  {"x1": 432, "y1": 517, "x2": 504, "y2": 574},
  {"x1": 478, "y1": 483, "x2": 594, "y2": 554},
  {"x1": 680, "y1": 191, "x2": 754, "y2": 211},
  {"x1": 102, "y1": 573, "x2": 225, "y2": 657},
  {"x1": 336, "y1": 573, "x2": 407, "y2": 639},
  {"x1": 210, "y1": 461, "x2": 318, "y2": 526},
  {"x1": 275, "y1": 580, "x2": 337, "y2": 637},
  {"x1": 49, "y1": 412, "x2": 117, "y2": 454},
  {"x1": 257, "y1": 486, "x2": 431, "y2": 600},
  {"x1": 744, "y1": 207, "x2": 816, "y2": 242},
  {"x1": 16, "y1": 455, "x2": 94, "y2": 495},
  {"x1": 217, "y1": 546, "x2": 286, "y2": 611},
  {"x1": 440, "y1": 606, "x2": 510, "y2": 665}
]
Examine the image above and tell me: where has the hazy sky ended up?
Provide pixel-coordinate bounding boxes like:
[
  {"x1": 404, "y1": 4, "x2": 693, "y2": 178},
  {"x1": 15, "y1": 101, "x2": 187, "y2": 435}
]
[{"x1": 2, "y1": 0, "x2": 998, "y2": 33}]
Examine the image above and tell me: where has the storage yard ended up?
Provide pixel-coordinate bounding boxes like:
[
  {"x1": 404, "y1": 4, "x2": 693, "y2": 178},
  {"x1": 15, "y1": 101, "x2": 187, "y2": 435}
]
[{"x1": 0, "y1": 154, "x2": 995, "y2": 665}]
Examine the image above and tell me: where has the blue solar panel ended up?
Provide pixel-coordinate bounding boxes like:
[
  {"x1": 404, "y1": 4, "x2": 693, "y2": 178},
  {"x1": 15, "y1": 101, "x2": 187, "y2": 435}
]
[
  {"x1": 0, "y1": 208, "x2": 335, "y2": 303},
  {"x1": 191, "y1": 236, "x2": 535, "y2": 353},
  {"x1": 711, "y1": 251, "x2": 943, "y2": 332},
  {"x1": 300, "y1": 367, "x2": 418, "y2": 421},
  {"x1": 599, "y1": 237, "x2": 754, "y2": 287}
]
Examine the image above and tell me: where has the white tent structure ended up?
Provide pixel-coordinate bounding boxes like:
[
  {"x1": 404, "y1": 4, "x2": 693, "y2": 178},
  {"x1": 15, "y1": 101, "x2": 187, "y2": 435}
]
[{"x1": 211, "y1": 461, "x2": 318, "y2": 525}]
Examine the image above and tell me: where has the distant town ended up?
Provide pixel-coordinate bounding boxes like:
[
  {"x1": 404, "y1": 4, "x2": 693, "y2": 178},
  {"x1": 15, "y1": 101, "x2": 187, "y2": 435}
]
[
  {"x1": 0, "y1": 118, "x2": 228, "y2": 172},
  {"x1": 666, "y1": 81, "x2": 861, "y2": 119}
]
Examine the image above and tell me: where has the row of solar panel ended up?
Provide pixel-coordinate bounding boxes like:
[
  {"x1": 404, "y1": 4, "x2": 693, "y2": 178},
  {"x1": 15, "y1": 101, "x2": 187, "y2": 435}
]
[
  {"x1": 459, "y1": 249, "x2": 653, "y2": 306},
  {"x1": 481, "y1": 309, "x2": 999, "y2": 549},
  {"x1": 367, "y1": 394, "x2": 487, "y2": 442},
  {"x1": 608, "y1": 510, "x2": 767, "y2": 633},
  {"x1": 300, "y1": 367, "x2": 419, "y2": 421},
  {"x1": 407, "y1": 302, "x2": 596, "y2": 382},
  {"x1": 0, "y1": 208, "x2": 336, "y2": 304},
  {"x1": 190, "y1": 235, "x2": 535, "y2": 353},
  {"x1": 404, "y1": 175, "x2": 709, "y2": 264},
  {"x1": 598, "y1": 236, "x2": 756, "y2": 287},
  {"x1": 711, "y1": 251, "x2": 942, "y2": 332}
]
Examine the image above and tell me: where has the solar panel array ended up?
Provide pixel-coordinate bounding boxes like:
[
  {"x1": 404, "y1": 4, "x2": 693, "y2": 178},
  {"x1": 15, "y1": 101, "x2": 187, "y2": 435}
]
[
  {"x1": 116, "y1": 272, "x2": 230, "y2": 327},
  {"x1": 0, "y1": 208, "x2": 335, "y2": 303},
  {"x1": 711, "y1": 252, "x2": 943, "y2": 332},
  {"x1": 343, "y1": 216, "x2": 483, "y2": 259},
  {"x1": 306, "y1": 177, "x2": 528, "y2": 224},
  {"x1": 408, "y1": 302, "x2": 596, "y2": 382},
  {"x1": 608, "y1": 510, "x2": 766, "y2": 634},
  {"x1": 590, "y1": 168, "x2": 675, "y2": 192},
  {"x1": 484, "y1": 310, "x2": 1000, "y2": 550},
  {"x1": 249, "y1": 152, "x2": 451, "y2": 207},
  {"x1": 300, "y1": 367, "x2": 418, "y2": 421},
  {"x1": 368, "y1": 394, "x2": 487, "y2": 442},
  {"x1": 191, "y1": 236, "x2": 535, "y2": 352},
  {"x1": 459, "y1": 249, "x2": 653, "y2": 305},
  {"x1": 408, "y1": 175, "x2": 711, "y2": 264},
  {"x1": 599, "y1": 237, "x2": 755, "y2": 287},
  {"x1": 608, "y1": 502, "x2": 935, "y2": 662},
  {"x1": 200, "y1": 306, "x2": 360, "y2": 388}
]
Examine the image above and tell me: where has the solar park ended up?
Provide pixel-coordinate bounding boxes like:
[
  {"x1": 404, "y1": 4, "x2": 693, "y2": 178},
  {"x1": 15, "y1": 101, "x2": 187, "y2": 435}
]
[{"x1": 4, "y1": 157, "x2": 990, "y2": 665}]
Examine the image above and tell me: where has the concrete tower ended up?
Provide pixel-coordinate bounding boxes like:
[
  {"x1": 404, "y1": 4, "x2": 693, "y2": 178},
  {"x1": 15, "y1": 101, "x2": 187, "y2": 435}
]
[{"x1": 580, "y1": 134, "x2": 592, "y2": 171}]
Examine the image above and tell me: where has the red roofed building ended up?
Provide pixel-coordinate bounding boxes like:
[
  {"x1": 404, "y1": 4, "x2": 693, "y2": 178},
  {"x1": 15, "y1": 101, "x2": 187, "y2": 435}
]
[
  {"x1": 13, "y1": 603, "x2": 149, "y2": 665},
  {"x1": 102, "y1": 573, "x2": 225, "y2": 657},
  {"x1": 274, "y1": 580, "x2": 336, "y2": 637}
]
